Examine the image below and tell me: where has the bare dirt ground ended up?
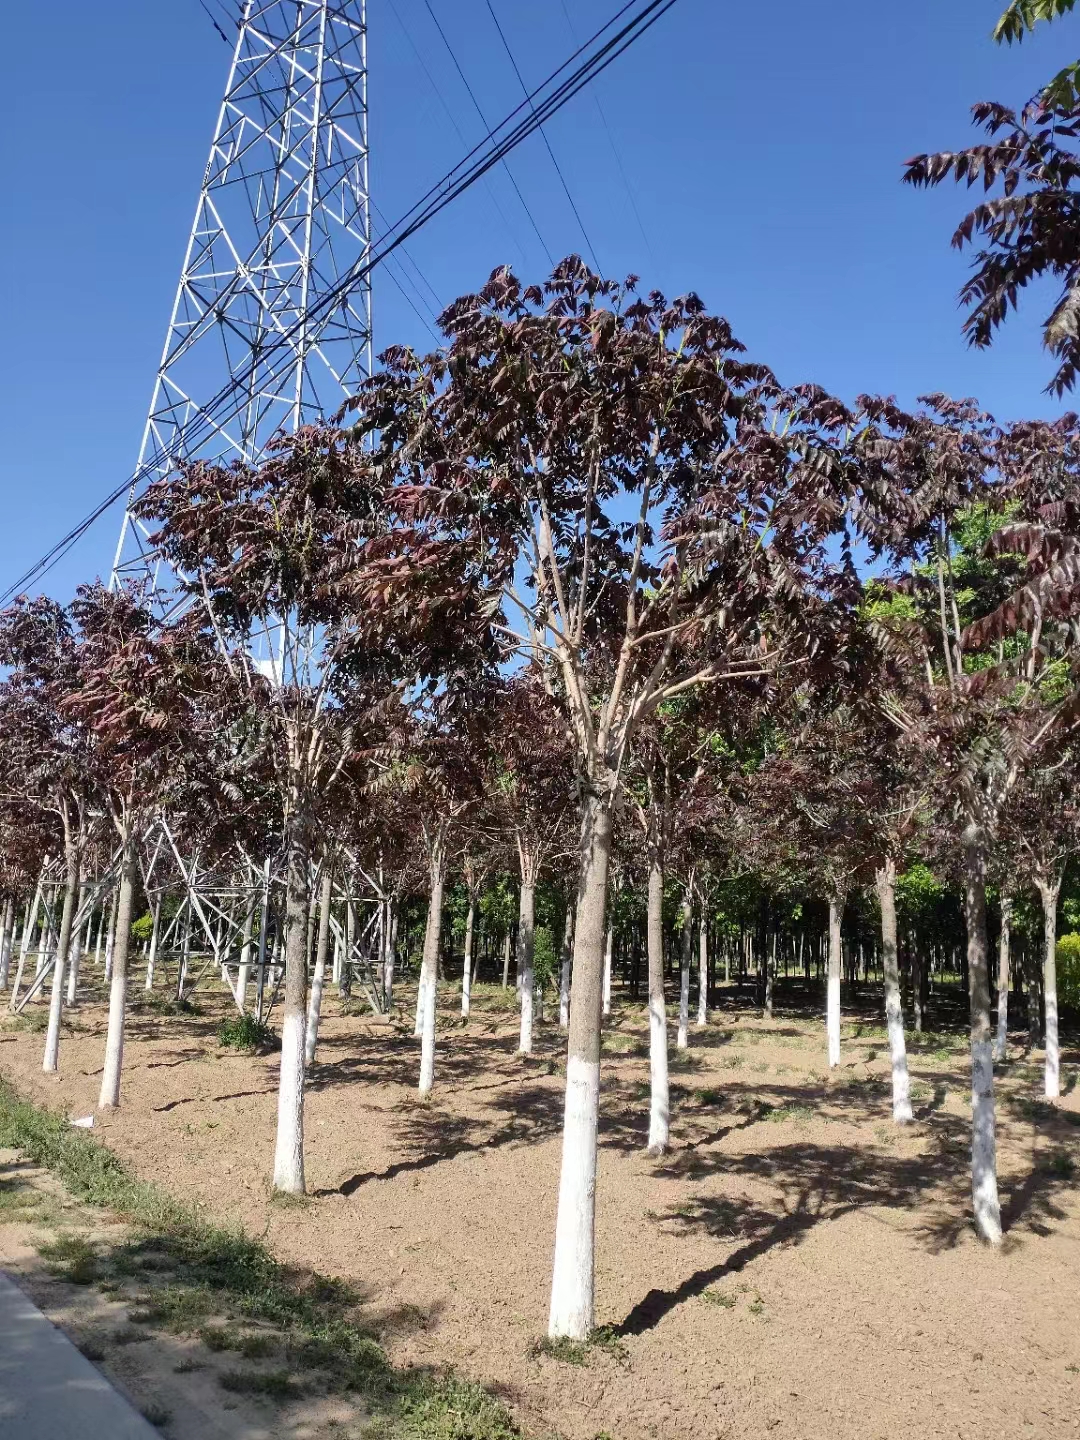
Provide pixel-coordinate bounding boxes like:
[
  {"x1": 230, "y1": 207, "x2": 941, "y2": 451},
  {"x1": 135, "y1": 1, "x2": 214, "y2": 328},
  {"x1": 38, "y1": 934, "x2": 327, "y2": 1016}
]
[{"x1": 2, "y1": 976, "x2": 1080, "y2": 1440}]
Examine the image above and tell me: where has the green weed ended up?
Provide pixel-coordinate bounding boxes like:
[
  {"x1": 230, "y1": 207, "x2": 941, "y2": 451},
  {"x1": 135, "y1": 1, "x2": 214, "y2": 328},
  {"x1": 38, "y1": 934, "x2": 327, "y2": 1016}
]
[
  {"x1": 219, "y1": 1368, "x2": 303, "y2": 1398},
  {"x1": 38, "y1": 1233, "x2": 98, "y2": 1284},
  {"x1": 217, "y1": 1014, "x2": 276, "y2": 1051},
  {"x1": 701, "y1": 1288, "x2": 736, "y2": 1309}
]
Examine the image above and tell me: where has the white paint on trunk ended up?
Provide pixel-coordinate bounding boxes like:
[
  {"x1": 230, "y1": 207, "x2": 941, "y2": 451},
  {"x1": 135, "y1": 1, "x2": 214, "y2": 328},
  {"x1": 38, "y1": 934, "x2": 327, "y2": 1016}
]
[
  {"x1": 677, "y1": 902, "x2": 691, "y2": 1051},
  {"x1": 461, "y1": 899, "x2": 475, "y2": 1016},
  {"x1": 548, "y1": 1055, "x2": 600, "y2": 1340},
  {"x1": 0, "y1": 898, "x2": 15, "y2": 990},
  {"x1": 827, "y1": 892, "x2": 844, "y2": 1068},
  {"x1": 876, "y1": 861, "x2": 912, "y2": 1124},
  {"x1": 602, "y1": 926, "x2": 613, "y2": 1018},
  {"x1": 994, "y1": 896, "x2": 1011, "y2": 1064},
  {"x1": 962, "y1": 825, "x2": 1002, "y2": 1246},
  {"x1": 273, "y1": 1006, "x2": 307, "y2": 1192},
  {"x1": 305, "y1": 869, "x2": 333, "y2": 1068},
  {"x1": 98, "y1": 850, "x2": 135, "y2": 1110},
  {"x1": 971, "y1": 1034, "x2": 1002, "y2": 1244},
  {"x1": 646, "y1": 859, "x2": 668, "y2": 1155},
  {"x1": 517, "y1": 880, "x2": 536, "y2": 1055},
  {"x1": 697, "y1": 918, "x2": 708, "y2": 1026},
  {"x1": 1039, "y1": 880, "x2": 1061, "y2": 1100},
  {"x1": 417, "y1": 832, "x2": 446, "y2": 1095}
]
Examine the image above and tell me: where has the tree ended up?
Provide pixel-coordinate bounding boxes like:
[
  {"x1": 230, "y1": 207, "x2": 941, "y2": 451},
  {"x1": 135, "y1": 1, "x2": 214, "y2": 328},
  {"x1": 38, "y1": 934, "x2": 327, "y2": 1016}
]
[
  {"x1": 483, "y1": 675, "x2": 576, "y2": 1054},
  {"x1": 343, "y1": 260, "x2": 847, "y2": 1337},
  {"x1": 852, "y1": 398, "x2": 1080, "y2": 1242},
  {"x1": 134, "y1": 427, "x2": 391, "y2": 1189},
  {"x1": 903, "y1": 1, "x2": 1080, "y2": 393},
  {"x1": 0, "y1": 596, "x2": 96, "y2": 1073}
]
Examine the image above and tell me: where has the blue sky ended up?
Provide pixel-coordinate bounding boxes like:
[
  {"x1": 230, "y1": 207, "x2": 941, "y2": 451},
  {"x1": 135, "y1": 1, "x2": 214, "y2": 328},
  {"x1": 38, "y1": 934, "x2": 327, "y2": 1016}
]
[{"x1": 1, "y1": 0, "x2": 1075, "y2": 601}]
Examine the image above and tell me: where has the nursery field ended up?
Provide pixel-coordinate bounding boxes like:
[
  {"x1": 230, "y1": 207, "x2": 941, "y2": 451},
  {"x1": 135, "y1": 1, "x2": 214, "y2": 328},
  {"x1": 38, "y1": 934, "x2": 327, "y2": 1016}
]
[{"x1": 2, "y1": 979, "x2": 1079, "y2": 1440}]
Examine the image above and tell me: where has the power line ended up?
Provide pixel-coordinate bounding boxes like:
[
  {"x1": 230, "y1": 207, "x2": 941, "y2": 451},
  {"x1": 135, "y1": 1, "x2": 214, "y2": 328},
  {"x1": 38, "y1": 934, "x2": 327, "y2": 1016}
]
[
  {"x1": 385, "y1": 0, "x2": 529, "y2": 266},
  {"x1": 193, "y1": 0, "x2": 233, "y2": 45},
  {"x1": 557, "y1": 0, "x2": 657, "y2": 271},
  {"x1": 420, "y1": 0, "x2": 555, "y2": 267},
  {"x1": 0, "y1": 0, "x2": 681, "y2": 605},
  {"x1": 483, "y1": 0, "x2": 602, "y2": 275}
]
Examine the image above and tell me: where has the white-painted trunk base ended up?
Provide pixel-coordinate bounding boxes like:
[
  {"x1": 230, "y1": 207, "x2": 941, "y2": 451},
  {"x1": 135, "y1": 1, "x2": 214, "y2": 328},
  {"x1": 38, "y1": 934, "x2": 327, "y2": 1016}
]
[
  {"x1": 273, "y1": 1008, "x2": 306, "y2": 1193},
  {"x1": 827, "y1": 973, "x2": 841, "y2": 1068},
  {"x1": 970, "y1": 1036, "x2": 1002, "y2": 1244},
  {"x1": 548, "y1": 1056, "x2": 600, "y2": 1339},
  {"x1": 647, "y1": 995, "x2": 669, "y2": 1155}
]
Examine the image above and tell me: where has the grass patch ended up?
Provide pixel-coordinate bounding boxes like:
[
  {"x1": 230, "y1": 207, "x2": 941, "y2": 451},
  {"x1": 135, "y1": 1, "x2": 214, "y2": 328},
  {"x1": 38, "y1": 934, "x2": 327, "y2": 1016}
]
[
  {"x1": 219, "y1": 1367, "x2": 303, "y2": 1399},
  {"x1": 174, "y1": 1357, "x2": 203, "y2": 1374},
  {"x1": 693, "y1": 1087, "x2": 723, "y2": 1106},
  {"x1": 760, "y1": 1103, "x2": 814, "y2": 1124},
  {"x1": 530, "y1": 1335, "x2": 588, "y2": 1366},
  {"x1": 141, "y1": 1402, "x2": 172, "y2": 1427},
  {"x1": 701, "y1": 1288, "x2": 736, "y2": 1309},
  {"x1": 217, "y1": 1014, "x2": 277, "y2": 1052},
  {"x1": 0, "y1": 1076, "x2": 519, "y2": 1438},
  {"x1": 77, "y1": 1336, "x2": 107, "y2": 1362},
  {"x1": 139, "y1": 995, "x2": 201, "y2": 1018},
  {"x1": 38, "y1": 1233, "x2": 98, "y2": 1284},
  {"x1": 1039, "y1": 1149, "x2": 1076, "y2": 1178}
]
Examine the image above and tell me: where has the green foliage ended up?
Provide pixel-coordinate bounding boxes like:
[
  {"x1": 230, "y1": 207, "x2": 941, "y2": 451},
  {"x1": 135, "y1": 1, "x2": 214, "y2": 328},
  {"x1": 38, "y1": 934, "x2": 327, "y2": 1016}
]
[
  {"x1": 217, "y1": 1014, "x2": 276, "y2": 1051},
  {"x1": 532, "y1": 924, "x2": 556, "y2": 994},
  {"x1": 1056, "y1": 932, "x2": 1080, "y2": 1006},
  {"x1": 130, "y1": 912, "x2": 154, "y2": 946},
  {"x1": 896, "y1": 864, "x2": 944, "y2": 920}
]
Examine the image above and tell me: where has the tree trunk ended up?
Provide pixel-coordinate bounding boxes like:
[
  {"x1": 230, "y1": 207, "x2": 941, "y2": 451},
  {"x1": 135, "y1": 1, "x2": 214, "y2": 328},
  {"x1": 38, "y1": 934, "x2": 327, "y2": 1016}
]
[
  {"x1": 697, "y1": 911, "x2": 708, "y2": 1026},
  {"x1": 549, "y1": 790, "x2": 613, "y2": 1340},
  {"x1": 677, "y1": 899, "x2": 692, "y2": 1049},
  {"x1": 559, "y1": 904, "x2": 573, "y2": 1029},
  {"x1": 65, "y1": 883, "x2": 86, "y2": 1005},
  {"x1": 98, "y1": 835, "x2": 136, "y2": 1110},
  {"x1": 418, "y1": 829, "x2": 447, "y2": 1095},
  {"x1": 272, "y1": 813, "x2": 311, "y2": 1194},
  {"x1": 44, "y1": 835, "x2": 80, "y2": 1074},
  {"x1": 142, "y1": 894, "x2": 161, "y2": 994},
  {"x1": 994, "y1": 893, "x2": 1012, "y2": 1064},
  {"x1": 501, "y1": 929, "x2": 511, "y2": 988},
  {"x1": 827, "y1": 890, "x2": 845, "y2": 1068},
  {"x1": 461, "y1": 896, "x2": 476, "y2": 1017},
  {"x1": 103, "y1": 884, "x2": 119, "y2": 984},
  {"x1": 0, "y1": 897, "x2": 13, "y2": 990},
  {"x1": 383, "y1": 902, "x2": 397, "y2": 1006},
  {"x1": 646, "y1": 851, "x2": 669, "y2": 1156},
  {"x1": 602, "y1": 924, "x2": 613, "y2": 1018},
  {"x1": 875, "y1": 858, "x2": 912, "y2": 1123},
  {"x1": 1037, "y1": 876, "x2": 1062, "y2": 1101},
  {"x1": 305, "y1": 864, "x2": 334, "y2": 1068},
  {"x1": 961, "y1": 821, "x2": 1002, "y2": 1245},
  {"x1": 517, "y1": 875, "x2": 537, "y2": 1054}
]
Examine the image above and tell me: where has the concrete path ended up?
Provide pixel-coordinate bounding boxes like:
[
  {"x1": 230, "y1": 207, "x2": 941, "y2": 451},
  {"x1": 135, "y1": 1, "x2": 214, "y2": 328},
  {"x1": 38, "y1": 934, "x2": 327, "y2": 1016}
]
[{"x1": 0, "y1": 1271, "x2": 159, "y2": 1439}]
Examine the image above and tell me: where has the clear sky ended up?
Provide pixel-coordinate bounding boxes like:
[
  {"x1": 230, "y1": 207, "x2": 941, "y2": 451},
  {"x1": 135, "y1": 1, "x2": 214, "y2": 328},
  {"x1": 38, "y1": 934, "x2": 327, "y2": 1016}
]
[{"x1": 1, "y1": 0, "x2": 1076, "y2": 601}]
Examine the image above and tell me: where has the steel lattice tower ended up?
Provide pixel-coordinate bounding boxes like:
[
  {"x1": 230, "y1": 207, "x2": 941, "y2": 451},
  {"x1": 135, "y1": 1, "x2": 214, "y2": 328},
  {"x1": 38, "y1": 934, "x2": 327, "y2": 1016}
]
[{"x1": 113, "y1": 0, "x2": 372, "y2": 580}]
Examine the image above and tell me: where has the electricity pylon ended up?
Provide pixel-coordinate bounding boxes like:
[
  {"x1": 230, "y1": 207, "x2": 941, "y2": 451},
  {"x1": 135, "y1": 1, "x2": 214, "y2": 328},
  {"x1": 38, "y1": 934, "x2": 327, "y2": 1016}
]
[{"x1": 113, "y1": 0, "x2": 372, "y2": 582}]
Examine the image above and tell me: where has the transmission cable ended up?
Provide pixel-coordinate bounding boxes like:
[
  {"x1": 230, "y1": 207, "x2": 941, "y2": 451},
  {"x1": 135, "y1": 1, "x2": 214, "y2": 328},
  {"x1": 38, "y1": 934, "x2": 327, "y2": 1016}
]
[
  {"x1": 557, "y1": 0, "x2": 657, "y2": 271},
  {"x1": 483, "y1": 0, "x2": 602, "y2": 275},
  {"x1": 0, "y1": 0, "x2": 680, "y2": 605},
  {"x1": 386, "y1": 0, "x2": 528, "y2": 265},
  {"x1": 420, "y1": 0, "x2": 554, "y2": 266}
]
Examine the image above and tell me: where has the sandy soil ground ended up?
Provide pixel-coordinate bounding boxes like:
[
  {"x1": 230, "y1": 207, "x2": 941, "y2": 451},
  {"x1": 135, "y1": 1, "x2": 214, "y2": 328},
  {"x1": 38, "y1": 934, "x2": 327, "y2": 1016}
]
[{"x1": 2, "y1": 975, "x2": 1080, "y2": 1440}]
